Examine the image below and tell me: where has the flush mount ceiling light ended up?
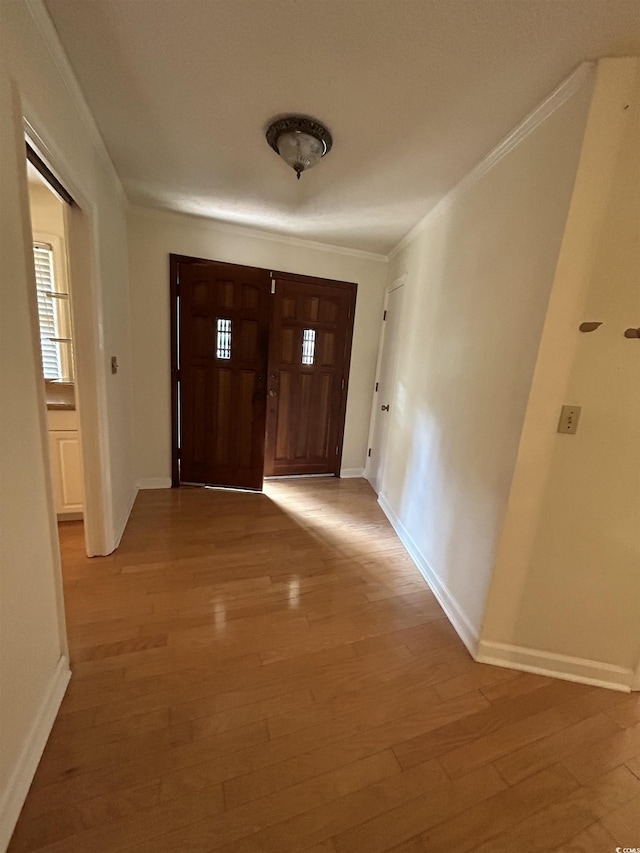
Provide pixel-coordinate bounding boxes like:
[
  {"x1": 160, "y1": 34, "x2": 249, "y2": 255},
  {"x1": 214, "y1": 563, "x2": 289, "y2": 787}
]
[{"x1": 266, "y1": 115, "x2": 333, "y2": 180}]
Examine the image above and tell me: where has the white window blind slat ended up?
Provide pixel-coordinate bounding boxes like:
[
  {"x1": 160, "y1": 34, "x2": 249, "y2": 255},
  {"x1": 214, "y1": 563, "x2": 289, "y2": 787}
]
[{"x1": 33, "y1": 243, "x2": 61, "y2": 380}]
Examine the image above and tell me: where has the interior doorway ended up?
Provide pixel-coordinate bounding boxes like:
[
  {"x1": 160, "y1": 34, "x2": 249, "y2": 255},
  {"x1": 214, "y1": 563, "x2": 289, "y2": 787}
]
[
  {"x1": 25, "y1": 152, "x2": 86, "y2": 522},
  {"x1": 24, "y1": 130, "x2": 112, "y2": 557},
  {"x1": 171, "y1": 255, "x2": 357, "y2": 491},
  {"x1": 366, "y1": 278, "x2": 405, "y2": 495}
]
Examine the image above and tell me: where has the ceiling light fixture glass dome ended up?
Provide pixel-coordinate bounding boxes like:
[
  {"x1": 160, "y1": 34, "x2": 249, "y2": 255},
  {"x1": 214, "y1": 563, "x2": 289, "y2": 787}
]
[{"x1": 266, "y1": 116, "x2": 333, "y2": 180}]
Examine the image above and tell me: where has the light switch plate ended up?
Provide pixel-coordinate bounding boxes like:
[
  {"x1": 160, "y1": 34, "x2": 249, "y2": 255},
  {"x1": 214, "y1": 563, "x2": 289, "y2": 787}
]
[{"x1": 558, "y1": 405, "x2": 581, "y2": 434}]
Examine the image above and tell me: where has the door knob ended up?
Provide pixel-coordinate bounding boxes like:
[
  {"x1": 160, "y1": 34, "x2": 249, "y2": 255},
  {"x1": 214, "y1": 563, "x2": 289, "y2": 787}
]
[{"x1": 381, "y1": 404, "x2": 390, "y2": 412}]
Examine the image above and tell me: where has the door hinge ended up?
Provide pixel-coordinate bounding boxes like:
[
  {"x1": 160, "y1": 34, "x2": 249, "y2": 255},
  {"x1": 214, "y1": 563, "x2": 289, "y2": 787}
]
[
  {"x1": 271, "y1": 281, "x2": 276, "y2": 294},
  {"x1": 341, "y1": 378, "x2": 345, "y2": 390},
  {"x1": 375, "y1": 381, "x2": 379, "y2": 392},
  {"x1": 368, "y1": 448, "x2": 371, "y2": 458},
  {"x1": 335, "y1": 444, "x2": 339, "y2": 456},
  {"x1": 177, "y1": 447, "x2": 182, "y2": 459},
  {"x1": 176, "y1": 369, "x2": 181, "y2": 381},
  {"x1": 383, "y1": 310, "x2": 387, "y2": 321}
]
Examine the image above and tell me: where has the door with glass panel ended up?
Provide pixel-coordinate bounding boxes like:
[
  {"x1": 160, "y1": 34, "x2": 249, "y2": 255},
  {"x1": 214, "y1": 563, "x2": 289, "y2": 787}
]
[
  {"x1": 264, "y1": 273, "x2": 356, "y2": 477},
  {"x1": 172, "y1": 256, "x2": 270, "y2": 490}
]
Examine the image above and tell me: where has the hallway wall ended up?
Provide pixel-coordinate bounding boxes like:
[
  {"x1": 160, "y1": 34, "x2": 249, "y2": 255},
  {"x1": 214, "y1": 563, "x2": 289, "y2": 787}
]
[{"x1": 378, "y1": 67, "x2": 595, "y2": 649}]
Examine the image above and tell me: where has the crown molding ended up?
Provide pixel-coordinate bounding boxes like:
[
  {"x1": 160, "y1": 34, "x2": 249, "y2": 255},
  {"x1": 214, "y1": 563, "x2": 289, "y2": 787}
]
[
  {"x1": 24, "y1": 0, "x2": 128, "y2": 206},
  {"x1": 129, "y1": 204, "x2": 389, "y2": 264},
  {"x1": 388, "y1": 61, "x2": 596, "y2": 261}
]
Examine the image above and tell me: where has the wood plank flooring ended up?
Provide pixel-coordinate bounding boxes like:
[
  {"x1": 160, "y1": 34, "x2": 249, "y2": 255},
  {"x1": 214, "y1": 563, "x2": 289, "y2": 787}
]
[{"x1": 9, "y1": 478, "x2": 640, "y2": 852}]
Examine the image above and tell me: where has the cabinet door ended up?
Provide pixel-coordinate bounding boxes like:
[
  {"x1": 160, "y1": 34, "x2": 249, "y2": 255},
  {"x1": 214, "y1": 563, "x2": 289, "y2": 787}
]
[{"x1": 48, "y1": 430, "x2": 84, "y2": 514}]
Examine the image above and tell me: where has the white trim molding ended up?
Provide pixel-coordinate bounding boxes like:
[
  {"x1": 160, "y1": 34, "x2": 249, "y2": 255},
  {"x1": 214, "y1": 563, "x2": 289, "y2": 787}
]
[
  {"x1": 374, "y1": 490, "x2": 635, "y2": 693},
  {"x1": 339, "y1": 468, "x2": 364, "y2": 479},
  {"x1": 0, "y1": 656, "x2": 71, "y2": 852},
  {"x1": 137, "y1": 477, "x2": 172, "y2": 490},
  {"x1": 476, "y1": 640, "x2": 633, "y2": 693},
  {"x1": 388, "y1": 62, "x2": 595, "y2": 261},
  {"x1": 378, "y1": 493, "x2": 479, "y2": 657},
  {"x1": 130, "y1": 205, "x2": 388, "y2": 264}
]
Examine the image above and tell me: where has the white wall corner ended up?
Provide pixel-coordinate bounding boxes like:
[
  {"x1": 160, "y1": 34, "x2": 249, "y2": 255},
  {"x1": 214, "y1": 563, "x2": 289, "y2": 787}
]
[
  {"x1": 476, "y1": 640, "x2": 633, "y2": 693},
  {"x1": 137, "y1": 477, "x2": 172, "y2": 490},
  {"x1": 377, "y1": 493, "x2": 480, "y2": 657},
  {"x1": 0, "y1": 657, "x2": 71, "y2": 852},
  {"x1": 112, "y1": 484, "x2": 139, "y2": 551},
  {"x1": 340, "y1": 468, "x2": 365, "y2": 479}
]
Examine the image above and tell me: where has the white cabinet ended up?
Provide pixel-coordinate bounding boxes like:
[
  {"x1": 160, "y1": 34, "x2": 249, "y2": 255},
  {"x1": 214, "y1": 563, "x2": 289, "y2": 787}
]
[{"x1": 47, "y1": 409, "x2": 84, "y2": 518}]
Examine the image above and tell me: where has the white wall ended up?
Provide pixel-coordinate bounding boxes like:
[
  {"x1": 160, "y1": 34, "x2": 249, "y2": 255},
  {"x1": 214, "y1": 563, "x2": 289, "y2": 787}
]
[
  {"x1": 481, "y1": 59, "x2": 640, "y2": 685},
  {"x1": 0, "y1": 1, "x2": 134, "y2": 845},
  {"x1": 379, "y1": 69, "x2": 595, "y2": 648},
  {"x1": 0, "y1": 60, "x2": 69, "y2": 851},
  {"x1": 127, "y1": 207, "x2": 387, "y2": 484}
]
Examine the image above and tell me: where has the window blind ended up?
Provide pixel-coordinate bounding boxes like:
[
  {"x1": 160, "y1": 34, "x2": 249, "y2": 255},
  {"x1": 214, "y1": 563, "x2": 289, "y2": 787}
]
[{"x1": 33, "y1": 243, "x2": 61, "y2": 380}]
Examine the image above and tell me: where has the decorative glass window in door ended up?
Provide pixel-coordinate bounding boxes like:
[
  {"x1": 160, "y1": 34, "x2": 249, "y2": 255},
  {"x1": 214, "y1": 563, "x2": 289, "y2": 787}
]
[
  {"x1": 216, "y1": 318, "x2": 232, "y2": 359},
  {"x1": 302, "y1": 328, "x2": 316, "y2": 365}
]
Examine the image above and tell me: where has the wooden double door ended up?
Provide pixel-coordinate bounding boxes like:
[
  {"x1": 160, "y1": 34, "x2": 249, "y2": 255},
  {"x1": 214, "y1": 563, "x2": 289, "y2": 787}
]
[{"x1": 171, "y1": 255, "x2": 356, "y2": 491}]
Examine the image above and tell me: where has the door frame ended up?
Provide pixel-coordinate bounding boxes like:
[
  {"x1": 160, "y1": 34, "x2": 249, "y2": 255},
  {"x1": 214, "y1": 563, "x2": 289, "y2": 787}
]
[
  {"x1": 22, "y1": 111, "x2": 113, "y2": 557},
  {"x1": 170, "y1": 258, "x2": 357, "y2": 486},
  {"x1": 364, "y1": 274, "x2": 406, "y2": 495}
]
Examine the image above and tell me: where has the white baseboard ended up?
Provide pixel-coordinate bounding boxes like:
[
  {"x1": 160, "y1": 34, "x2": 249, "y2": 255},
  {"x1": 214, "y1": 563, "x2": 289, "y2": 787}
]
[
  {"x1": 377, "y1": 493, "x2": 479, "y2": 657},
  {"x1": 340, "y1": 468, "x2": 364, "y2": 479},
  {"x1": 377, "y1": 493, "x2": 633, "y2": 694},
  {"x1": 112, "y1": 485, "x2": 138, "y2": 550},
  {"x1": 476, "y1": 640, "x2": 633, "y2": 693},
  {"x1": 137, "y1": 477, "x2": 172, "y2": 490},
  {"x1": 0, "y1": 656, "x2": 71, "y2": 852}
]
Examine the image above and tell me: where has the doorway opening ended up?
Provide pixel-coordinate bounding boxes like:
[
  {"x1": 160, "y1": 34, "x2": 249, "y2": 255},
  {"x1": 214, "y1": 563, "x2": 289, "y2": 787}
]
[
  {"x1": 170, "y1": 255, "x2": 357, "y2": 492},
  {"x1": 365, "y1": 277, "x2": 405, "y2": 496},
  {"x1": 26, "y1": 152, "x2": 85, "y2": 529},
  {"x1": 24, "y1": 133, "x2": 111, "y2": 557}
]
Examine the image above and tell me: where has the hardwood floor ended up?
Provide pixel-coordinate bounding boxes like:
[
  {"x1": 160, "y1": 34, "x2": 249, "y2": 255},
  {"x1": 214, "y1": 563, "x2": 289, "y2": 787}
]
[{"x1": 9, "y1": 478, "x2": 640, "y2": 852}]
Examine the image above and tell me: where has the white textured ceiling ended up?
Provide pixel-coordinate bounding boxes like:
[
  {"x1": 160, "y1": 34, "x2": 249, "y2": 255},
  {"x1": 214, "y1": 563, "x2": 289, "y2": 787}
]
[{"x1": 44, "y1": 0, "x2": 640, "y2": 255}]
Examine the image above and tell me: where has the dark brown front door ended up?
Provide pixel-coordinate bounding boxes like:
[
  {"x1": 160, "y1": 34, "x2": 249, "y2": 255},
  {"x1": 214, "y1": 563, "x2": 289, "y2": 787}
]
[
  {"x1": 172, "y1": 256, "x2": 270, "y2": 490},
  {"x1": 264, "y1": 274, "x2": 356, "y2": 477}
]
